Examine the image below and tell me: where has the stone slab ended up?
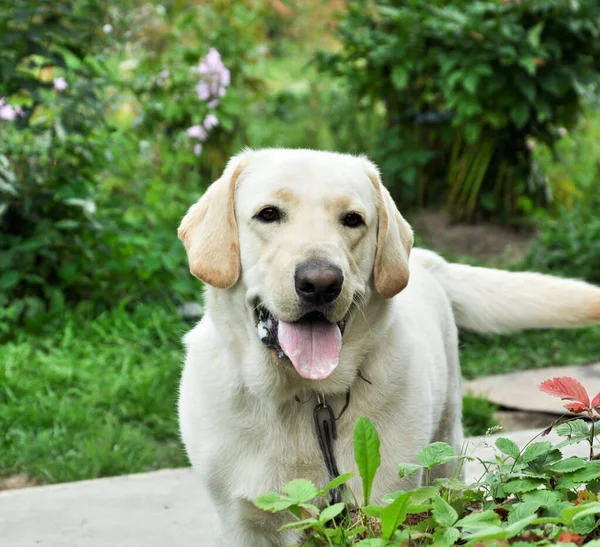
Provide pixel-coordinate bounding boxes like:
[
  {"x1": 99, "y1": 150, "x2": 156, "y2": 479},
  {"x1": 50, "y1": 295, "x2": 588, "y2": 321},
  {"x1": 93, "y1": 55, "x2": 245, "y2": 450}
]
[
  {"x1": 0, "y1": 468, "x2": 216, "y2": 547},
  {"x1": 0, "y1": 429, "x2": 592, "y2": 546},
  {"x1": 464, "y1": 363, "x2": 600, "y2": 415}
]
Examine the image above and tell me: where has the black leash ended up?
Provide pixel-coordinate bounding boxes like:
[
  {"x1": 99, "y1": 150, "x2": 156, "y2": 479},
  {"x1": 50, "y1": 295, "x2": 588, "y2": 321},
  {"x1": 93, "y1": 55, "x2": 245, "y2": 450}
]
[{"x1": 313, "y1": 392, "x2": 348, "y2": 505}]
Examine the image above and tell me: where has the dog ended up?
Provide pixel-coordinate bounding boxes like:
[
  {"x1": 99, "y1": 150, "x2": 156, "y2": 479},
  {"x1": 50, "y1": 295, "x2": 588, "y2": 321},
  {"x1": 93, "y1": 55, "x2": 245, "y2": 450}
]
[{"x1": 177, "y1": 148, "x2": 600, "y2": 546}]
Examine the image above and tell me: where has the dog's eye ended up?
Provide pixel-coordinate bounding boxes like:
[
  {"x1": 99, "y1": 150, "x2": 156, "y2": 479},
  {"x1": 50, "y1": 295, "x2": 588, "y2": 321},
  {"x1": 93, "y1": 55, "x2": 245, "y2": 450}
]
[
  {"x1": 342, "y1": 212, "x2": 364, "y2": 228},
  {"x1": 255, "y1": 207, "x2": 281, "y2": 223}
]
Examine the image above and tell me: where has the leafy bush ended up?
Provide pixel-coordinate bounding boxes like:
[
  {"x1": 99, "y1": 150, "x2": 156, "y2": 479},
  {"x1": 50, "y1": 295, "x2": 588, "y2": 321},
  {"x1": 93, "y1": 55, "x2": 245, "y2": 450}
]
[
  {"x1": 255, "y1": 377, "x2": 600, "y2": 545},
  {"x1": 115, "y1": 0, "x2": 269, "y2": 180},
  {"x1": 522, "y1": 195, "x2": 600, "y2": 285},
  {"x1": 0, "y1": 1, "x2": 110, "y2": 321},
  {"x1": 0, "y1": 1, "x2": 277, "y2": 325},
  {"x1": 316, "y1": 0, "x2": 600, "y2": 222}
]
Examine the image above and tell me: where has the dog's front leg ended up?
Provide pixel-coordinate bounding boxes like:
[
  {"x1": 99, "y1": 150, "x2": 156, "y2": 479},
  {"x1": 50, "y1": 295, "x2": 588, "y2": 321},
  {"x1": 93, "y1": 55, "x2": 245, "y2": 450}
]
[{"x1": 214, "y1": 498, "x2": 300, "y2": 547}]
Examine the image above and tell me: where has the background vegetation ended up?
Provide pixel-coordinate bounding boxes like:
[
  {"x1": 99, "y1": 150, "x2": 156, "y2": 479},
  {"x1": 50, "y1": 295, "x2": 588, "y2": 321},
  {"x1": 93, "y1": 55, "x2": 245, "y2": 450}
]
[{"x1": 1, "y1": 0, "x2": 599, "y2": 487}]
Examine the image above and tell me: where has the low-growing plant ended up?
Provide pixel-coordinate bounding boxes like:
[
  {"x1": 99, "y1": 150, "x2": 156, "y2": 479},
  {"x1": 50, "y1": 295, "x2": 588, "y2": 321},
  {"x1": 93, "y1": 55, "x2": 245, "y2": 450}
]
[{"x1": 256, "y1": 376, "x2": 600, "y2": 545}]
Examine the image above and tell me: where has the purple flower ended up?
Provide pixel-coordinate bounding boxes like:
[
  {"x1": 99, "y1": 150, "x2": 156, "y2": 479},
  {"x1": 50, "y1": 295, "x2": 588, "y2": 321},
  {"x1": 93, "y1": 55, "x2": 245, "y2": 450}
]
[
  {"x1": 186, "y1": 125, "x2": 207, "y2": 141},
  {"x1": 54, "y1": 77, "x2": 68, "y2": 91},
  {"x1": 193, "y1": 144, "x2": 203, "y2": 157},
  {"x1": 203, "y1": 114, "x2": 219, "y2": 130},
  {"x1": 195, "y1": 82, "x2": 211, "y2": 101},
  {"x1": 207, "y1": 99, "x2": 219, "y2": 109},
  {"x1": 195, "y1": 48, "x2": 230, "y2": 104},
  {"x1": 0, "y1": 98, "x2": 17, "y2": 121}
]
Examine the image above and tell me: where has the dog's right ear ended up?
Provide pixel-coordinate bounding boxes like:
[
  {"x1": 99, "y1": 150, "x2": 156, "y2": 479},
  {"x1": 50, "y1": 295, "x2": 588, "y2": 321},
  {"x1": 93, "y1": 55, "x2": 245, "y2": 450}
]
[{"x1": 177, "y1": 156, "x2": 247, "y2": 289}]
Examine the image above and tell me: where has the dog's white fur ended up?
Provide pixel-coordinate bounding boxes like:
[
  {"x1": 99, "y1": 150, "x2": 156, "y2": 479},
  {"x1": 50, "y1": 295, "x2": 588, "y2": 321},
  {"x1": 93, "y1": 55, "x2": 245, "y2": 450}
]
[{"x1": 177, "y1": 149, "x2": 600, "y2": 546}]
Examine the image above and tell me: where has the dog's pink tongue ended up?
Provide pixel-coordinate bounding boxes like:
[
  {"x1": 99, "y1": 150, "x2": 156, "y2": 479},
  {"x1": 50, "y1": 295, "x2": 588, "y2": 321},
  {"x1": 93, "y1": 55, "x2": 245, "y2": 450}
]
[{"x1": 277, "y1": 320, "x2": 342, "y2": 381}]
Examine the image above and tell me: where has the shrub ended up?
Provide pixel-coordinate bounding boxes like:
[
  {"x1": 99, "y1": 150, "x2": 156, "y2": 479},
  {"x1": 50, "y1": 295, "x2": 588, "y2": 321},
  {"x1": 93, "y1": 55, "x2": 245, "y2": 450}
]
[
  {"x1": 316, "y1": 0, "x2": 600, "y2": 222},
  {"x1": 255, "y1": 377, "x2": 600, "y2": 545},
  {"x1": 522, "y1": 195, "x2": 600, "y2": 285},
  {"x1": 0, "y1": 1, "x2": 111, "y2": 321},
  {"x1": 116, "y1": 1, "x2": 269, "y2": 181}
]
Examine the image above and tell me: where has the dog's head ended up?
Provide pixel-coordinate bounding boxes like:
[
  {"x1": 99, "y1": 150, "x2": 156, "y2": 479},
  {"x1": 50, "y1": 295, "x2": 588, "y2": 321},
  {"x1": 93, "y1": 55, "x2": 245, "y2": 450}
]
[{"x1": 179, "y1": 149, "x2": 413, "y2": 384}]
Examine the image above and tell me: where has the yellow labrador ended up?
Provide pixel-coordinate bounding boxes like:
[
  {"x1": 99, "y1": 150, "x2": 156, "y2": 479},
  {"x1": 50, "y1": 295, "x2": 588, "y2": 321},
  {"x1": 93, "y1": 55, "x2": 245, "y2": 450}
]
[{"x1": 177, "y1": 149, "x2": 600, "y2": 546}]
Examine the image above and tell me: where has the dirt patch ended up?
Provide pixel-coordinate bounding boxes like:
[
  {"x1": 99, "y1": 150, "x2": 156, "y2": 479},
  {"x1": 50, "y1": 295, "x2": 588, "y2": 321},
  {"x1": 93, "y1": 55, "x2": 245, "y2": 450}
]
[
  {"x1": 408, "y1": 210, "x2": 535, "y2": 264},
  {"x1": 0, "y1": 474, "x2": 40, "y2": 491}
]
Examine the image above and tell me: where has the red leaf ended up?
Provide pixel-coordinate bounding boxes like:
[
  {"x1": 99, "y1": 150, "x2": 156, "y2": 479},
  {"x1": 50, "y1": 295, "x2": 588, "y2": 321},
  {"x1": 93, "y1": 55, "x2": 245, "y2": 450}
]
[
  {"x1": 539, "y1": 377, "x2": 590, "y2": 407},
  {"x1": 558, "y1": 531, "x2": 585, "y2": 545},
  {"x1": 592, "y1": 392, "x2": 600, "y2": 412},
  {"x1": 564, "y1": 402, "x2": 588, "y2": 414}
]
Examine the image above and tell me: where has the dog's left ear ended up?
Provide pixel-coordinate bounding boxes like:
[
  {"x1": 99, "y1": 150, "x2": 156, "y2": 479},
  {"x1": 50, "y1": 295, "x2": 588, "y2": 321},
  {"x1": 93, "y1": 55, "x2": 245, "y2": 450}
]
[
  {"x1": 365, "y1": 164, "x2": 414, "y2": 298},
  {"x1": 177, "y1": 155, "x2": 247, "y2": 289}
]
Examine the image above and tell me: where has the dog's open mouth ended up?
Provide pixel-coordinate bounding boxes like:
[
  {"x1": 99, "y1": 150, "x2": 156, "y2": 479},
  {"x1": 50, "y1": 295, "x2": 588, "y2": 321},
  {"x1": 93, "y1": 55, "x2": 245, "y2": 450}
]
[{"x1": 256, "y1": 306, "x2": 347, "y2": 381}]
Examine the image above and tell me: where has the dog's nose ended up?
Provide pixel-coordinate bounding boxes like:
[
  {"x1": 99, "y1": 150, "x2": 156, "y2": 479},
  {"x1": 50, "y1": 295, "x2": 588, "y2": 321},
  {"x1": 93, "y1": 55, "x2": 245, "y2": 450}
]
[{"x1": 295, "y1": 260, "x2": 344, "y2": 305}]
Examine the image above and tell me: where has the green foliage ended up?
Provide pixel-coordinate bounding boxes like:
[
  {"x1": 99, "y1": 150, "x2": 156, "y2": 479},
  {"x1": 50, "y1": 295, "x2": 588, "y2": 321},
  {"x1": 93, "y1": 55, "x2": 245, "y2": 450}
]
[
  {"x1": 0, "y1": 305, "x2": 188, "y2": 484},
  {"x1": 0, "y1": 0, "x2": 111, "y2": 320},
  {"x1": 0, "y1": 1, "x2": 275, "y2": 325},
  {"x1": 118, "y1": 1, "x2": 268, "y2": 181},
  {"x1": 316, "y1": 0, "x2": 600, "y2": 222},
  {"x1": 256, "y1": 416, "x2": 600, "y2": 545},
  {"x1": 522, "y1": 195, "x2": 600, "y2": 285},
  {"x1": 354, "y1": 416, "x2": 381, "y2": 505}
]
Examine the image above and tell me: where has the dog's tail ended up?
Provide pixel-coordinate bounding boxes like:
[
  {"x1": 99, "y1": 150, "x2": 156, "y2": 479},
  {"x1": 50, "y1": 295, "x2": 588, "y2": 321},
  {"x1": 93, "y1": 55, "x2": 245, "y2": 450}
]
[{"x1": 415, "y1": 249, "x2": 600, "y2": 334}]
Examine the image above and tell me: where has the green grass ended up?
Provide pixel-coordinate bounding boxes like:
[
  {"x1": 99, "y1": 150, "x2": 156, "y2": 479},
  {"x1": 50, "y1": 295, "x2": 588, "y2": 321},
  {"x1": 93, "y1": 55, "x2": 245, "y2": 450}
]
[
  {"x1": 460, "y1": 327, "x2": 600, "y2": 380},
  {"x1": 0, "y1": 304, "x2": 189, "y2": 485}
]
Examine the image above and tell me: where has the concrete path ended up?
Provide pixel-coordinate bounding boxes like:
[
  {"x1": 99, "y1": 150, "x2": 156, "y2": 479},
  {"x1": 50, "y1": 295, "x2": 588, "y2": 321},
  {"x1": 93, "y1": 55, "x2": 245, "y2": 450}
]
[
  {"x1": 1, "y1": 428, "x2": 590, "y2": 546},
  {"x1": 0, "y1": 468, "x2": 216, "y2": 547}
]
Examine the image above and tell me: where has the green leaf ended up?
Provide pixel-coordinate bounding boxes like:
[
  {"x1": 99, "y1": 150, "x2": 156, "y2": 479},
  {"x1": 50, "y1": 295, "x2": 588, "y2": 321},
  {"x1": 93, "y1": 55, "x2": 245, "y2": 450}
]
[
  {"x1": 354, "y1": 417, "x2": 381, "y2": 505},
  {"x1": 496, "y1": 437, "x2": 521, "y2": 460},
  {"x1": 521, "y1": 442, "x2": 552, "y2": 463},
  {"x1": 522, "y1": 489, "x2": 562, "y2": 506},
  {"x1": 503, "y1": 478, "x2": 545, "y2": 494},
  {"x1": 319, "y1": 472, "x2": 354, "y2": 496},
  {"x1": 283, "y1": 479, "x2": 318, "y2": 503},
  {"x1": 562, "y1": 502, "x2": 600, "y2": 524},
  {"x1": 254, "y1": 492, "x2": 296, "y2": 512},
  {"x1": 550, "y1": 457, "x2": 587, "y2": 474},
  {"x1": 432, "y1": 527, "x2": 460, "y2": 547},
  {"x1": 463, "y1": 72, "x2": 479, "y2": 95},
  {"x1": 556, "y1": 419, "x2": 589, "y2": 441},
  {"x1": 558, "y1": 461, "x2": 600, "y2": 488},
  {"x1": 431, "y1": 496, "x2": 458, "y2": 527},
  {"x1": 519, "y1": 57, "x2": 537, "y2": 75},
  {"x1": 508, "y1": 502, "x2": 540, "y2": 525},
  {"x1": 528, "y1": 23, "x2": 544, "y2": 48},
  {"x1": 456, "y1": 510, "x2": 501, "y2": 531},
  {"x1": 503, "y1": 514, "x2": 539, "y2": 537},
  {"x1": 320, "y1": 503, "x2": 345, "y2": 523},
  {"x1": 510, "y1": 102, "x2": 530, "y2": 129},
  {"x1": 397, "y1": 462, "x2": 422, "y2": 478},
  {"x1": 380, "y1": 492, "x2": 411, "y2": 540},
  {"x1": 0, "y1": 270, "x2": 20, "y2": 290},
  {"x1": 391, "y1": 66, "x2": 409, "y2": 90},
  {"x1": 417, "y1": 442, "x2": 455, "y2": 469},
  {"x1": 362, "y1": 505, "x2": 382, "y2": 518}
]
